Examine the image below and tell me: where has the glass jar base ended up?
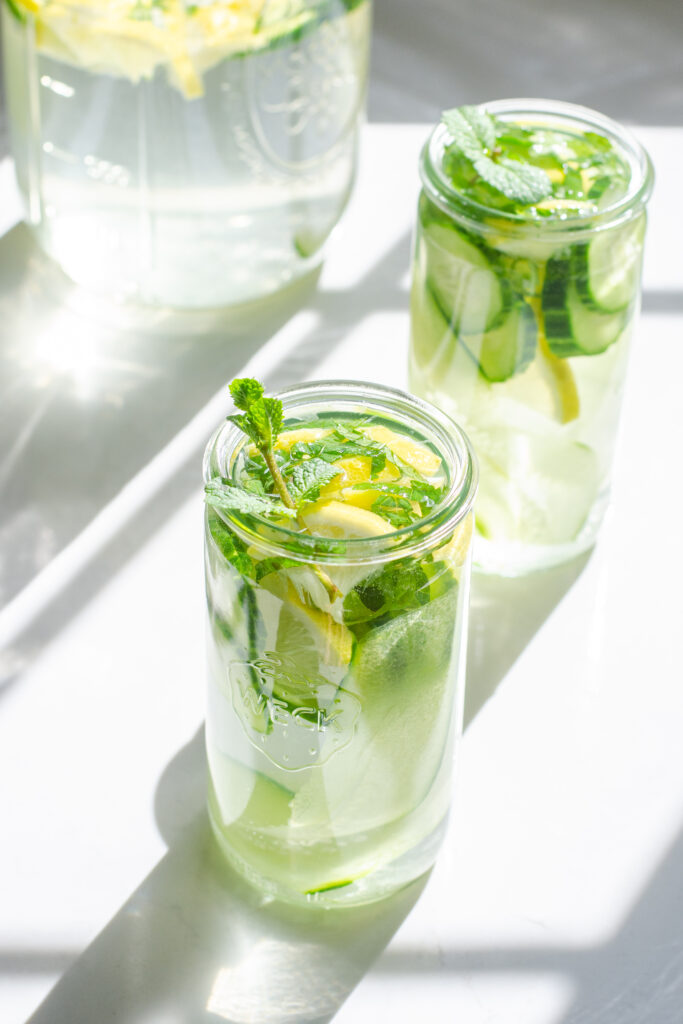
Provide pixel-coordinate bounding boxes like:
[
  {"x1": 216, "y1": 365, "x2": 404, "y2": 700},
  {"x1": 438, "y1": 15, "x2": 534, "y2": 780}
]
[
  {"x1": 27, "y1": 220, "x2": 325, "y2": 311},
  {"x1": 208, "y1": 803, "x2": 447, "y2": 909},
  {"x1": 472, "y1": 497, "x2": 609, "y2": 577}
]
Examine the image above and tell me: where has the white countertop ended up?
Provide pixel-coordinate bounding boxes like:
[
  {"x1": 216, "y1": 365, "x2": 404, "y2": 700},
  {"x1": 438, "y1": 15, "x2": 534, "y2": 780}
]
[{"x1": 1, "y1": 123, "x2": 682, "y2": 1024}]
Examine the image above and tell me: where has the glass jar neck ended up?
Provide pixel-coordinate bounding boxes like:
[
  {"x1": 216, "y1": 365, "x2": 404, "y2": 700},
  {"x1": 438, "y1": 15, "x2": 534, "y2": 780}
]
[
  {"x1": 204, "y1": 380, "x2": 478, "y2": 567},
  {"x1": 420, "y1": 98, "x2": 654, "y2": 239}
]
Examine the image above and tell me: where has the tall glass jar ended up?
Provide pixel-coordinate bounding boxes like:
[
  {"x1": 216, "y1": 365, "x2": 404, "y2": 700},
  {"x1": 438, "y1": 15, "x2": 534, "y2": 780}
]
[
  {"x1": 1, "y1": 0, "x2": 371, "y2": 308},
  {"x1": 409, "y1": 99, "x2": 653, "y2": 576},
  {"x1": 203, "y1": 380, "x2": 477, "y2": 906}
]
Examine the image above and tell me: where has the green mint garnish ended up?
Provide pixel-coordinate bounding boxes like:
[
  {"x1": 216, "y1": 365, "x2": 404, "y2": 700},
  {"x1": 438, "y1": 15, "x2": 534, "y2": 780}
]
[
  {"x1": 442, "y1": 106, "x2": 497, "y2": 156},
  {"x1": 210, "y1": 377, "x2": 341, "y2": 602},
  {"x1": 228, "y1": 379, "x2": 284, "y2": 467},
  {"x1": 205, "y1": 481, "x2": 296, "y2": 520},
  {"x1": 343, "y1": 560, "x2": 431, "y2": 628},
  {"x1": 287, "y1": 458, "x2": 340, "y2": 504},
  {"x1": 441, "y1": 105, "x2": 553, "y2": 205}
]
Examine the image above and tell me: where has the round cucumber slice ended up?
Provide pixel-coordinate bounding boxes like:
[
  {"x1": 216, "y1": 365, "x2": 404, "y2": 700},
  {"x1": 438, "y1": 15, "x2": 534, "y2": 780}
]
[
  {"x1": 573, "y1": 216, "x2": 645, "y2": 313},
  {"x1": 422, "y1": 220, "x2": 508, "y2": 335}
]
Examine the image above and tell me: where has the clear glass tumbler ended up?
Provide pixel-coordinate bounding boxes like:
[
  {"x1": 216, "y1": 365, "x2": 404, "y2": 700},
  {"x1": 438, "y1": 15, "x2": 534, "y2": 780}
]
[
  {"x1": 1, "y1": 0, "x2": 371, "y2": 307},
  {"x1": 203, "y1": 380, "x2": 477, "y2": 906},
  {"x1": 409, "y1": 99, "x2": 653, "y2": 576}
]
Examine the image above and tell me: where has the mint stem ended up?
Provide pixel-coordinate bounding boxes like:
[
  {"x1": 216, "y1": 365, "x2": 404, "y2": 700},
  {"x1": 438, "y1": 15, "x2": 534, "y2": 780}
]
[
  {"x1": 263, "y1": 447, "x2": 296, "y2": 509},
  {"x1": 262, "y1": 444, "x2": 341, "y2": 602}
]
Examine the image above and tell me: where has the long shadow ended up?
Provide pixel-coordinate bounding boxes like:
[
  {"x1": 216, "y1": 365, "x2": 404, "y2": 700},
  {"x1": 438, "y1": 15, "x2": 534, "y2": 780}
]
[
  {"x1": 23, "y1": 728, "x2": 427, "y2": 1024},
  {"x1": 11, "y1": 548, "x2": 594, "y2": 1022},
  {"x1": 358, "y1": 818, "x2": 683, "y2": 1023},
  {"x1": 0, "y1": 225, "x2": 411, "y2": 698},
  {"x1": 464, "y1": 551, "x2": 592, "y2": 727},
  {"x1": 0, "y1": 222, "x2": 319, "y2": 614}
]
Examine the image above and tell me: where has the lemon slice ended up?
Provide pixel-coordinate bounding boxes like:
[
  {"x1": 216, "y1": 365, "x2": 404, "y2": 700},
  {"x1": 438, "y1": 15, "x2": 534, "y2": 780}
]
[
  {"x1": 318, "y1": 455, "x2": 401, "y2": 510},
  {"x1": 437, "y1": 512, "x2": 474, "y2": 575},
  {"x1": 364, "y1": 425, "x2": 441, "y2": 476},
  {"x1": 301, "y1": 500, "x2": 393, "y2": 540},
  {"x1": 522, "y1": 296, "x2": 580, "y2": 424},
  {"x1": 275, "y1": 427, "x2": 331, "y2": 452},
  {"x1": 285, "y1": 585, "x2": 354, "y2": 668}
]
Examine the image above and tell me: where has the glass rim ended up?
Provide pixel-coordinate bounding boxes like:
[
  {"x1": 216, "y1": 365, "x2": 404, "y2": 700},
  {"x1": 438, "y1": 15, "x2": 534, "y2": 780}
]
[
  {"x1": 203, "y1": 379, "x2": 478, "y2": 567},
  {"x1": 420, "y1": 97, "x2": 654, "y2": 238}
]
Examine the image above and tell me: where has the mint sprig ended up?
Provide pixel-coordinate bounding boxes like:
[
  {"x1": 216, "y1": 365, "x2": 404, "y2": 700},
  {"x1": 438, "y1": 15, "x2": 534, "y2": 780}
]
[
  {"x1": 210, "y1": 377, "x2": 341, "y2": 602},
  {"x1": 442, "y1": 105, "x2": 553, "y2": 205},
  {"x1": 227, "y1": 378, "x2": 291, "y2": 507}
]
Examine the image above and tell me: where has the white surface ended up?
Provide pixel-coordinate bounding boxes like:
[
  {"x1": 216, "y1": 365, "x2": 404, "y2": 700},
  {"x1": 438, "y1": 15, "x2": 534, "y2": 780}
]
[{"x1": 0, "y1": 123, "x2": 682, "y2": 1024}]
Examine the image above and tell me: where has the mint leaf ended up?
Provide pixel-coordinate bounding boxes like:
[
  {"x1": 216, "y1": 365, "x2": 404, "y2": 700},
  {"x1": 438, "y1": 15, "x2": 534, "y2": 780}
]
[
  {"x1": 247, "y1": 396, "x2": 283, "y2": 452},
  {"x1": 473, "y1": 154, "x2": 553, "y2": 204},
  {"x1": 205, "y1": 480, "x2": 296, "y2": 519},
  {"x1": 459, "y1": 105, "x2": 496, "y2": 150},
  {"x1": 230, "y1": 378, "x2": 264, "y2": 412},
  {"x1": 442, "y1": 107, "x2": 492, "y2": 159},
  {"x1": 441, "y1": 105, "x2": 553, "y2": 205},
  {"x1": 371, "y1": 493, "x2": 414, "y2": 528},
  {"x1": 227, "y1": 412, "x2": 260, "y2": 447},
  {"x1": 344, "y1": 561, "x2": 431, "y2": 627},
  {"x1": 370, "y1": 452, "x2": 386, "y2": 477},
  {"x1": 207, "y1": 508, "x2": 255, "y2": 577},
  {"x1": 254, "y1": 555, "x2": 301, "y2": 582},
  {"x1": 287, "y1": 458, "x2": 340, "y2": 504}
]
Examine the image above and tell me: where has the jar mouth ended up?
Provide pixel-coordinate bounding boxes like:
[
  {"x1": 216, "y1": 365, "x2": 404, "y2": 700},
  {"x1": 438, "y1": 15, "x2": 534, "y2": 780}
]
[
  {"x1": 203, "y1": 380, "x2": 478, "y2": 566},
  {"x1": 421, "y1": 97, "x2": 654, "y2": 237}
]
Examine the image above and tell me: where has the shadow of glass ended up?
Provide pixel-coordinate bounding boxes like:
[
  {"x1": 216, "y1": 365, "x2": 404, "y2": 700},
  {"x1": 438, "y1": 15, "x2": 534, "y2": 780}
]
[
  {"x1": 464, "y1": 551, "x2": 592, "y2": 729},
  {"x1": 344, "y1": 818, "x2": 683, "y2": 1023},
  {"x1": 0, "y1": 226, "x2": 412, "y2": 697},
  {"x1": 26, "y1": 729, "x2": 426, "y2": 1024},
  {"x1": 0, "y1": 221, "x2": 320, "y2": 611}
]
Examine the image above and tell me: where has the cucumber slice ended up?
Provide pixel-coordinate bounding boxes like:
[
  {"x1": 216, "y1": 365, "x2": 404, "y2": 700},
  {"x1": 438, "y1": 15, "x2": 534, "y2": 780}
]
[
  {"x1": 291, "y1": 587, "x2": 459, "y2": 836},
  {"x1": 573, "y1": 217, "x2": 645, "y2": 313},
  {"x1": 422, "y1": 220, "x2": 508, "y2": 335},
  {"x1": 542, "y1": 254, "x2": 630, "y2": 357},
  {"x1": 460, "y1": 301, "x2": 538, "y2": 383},
  {"x1": 410, "y1": 279, "x2": 457, "y2": 377},
  {"x1": 411, "y1": 277, "x2": 535, "y2": 385}
]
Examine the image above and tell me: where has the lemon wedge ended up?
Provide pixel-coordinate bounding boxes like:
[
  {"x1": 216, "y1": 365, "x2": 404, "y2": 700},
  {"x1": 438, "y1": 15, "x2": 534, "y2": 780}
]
[
  {"x1": 364, "y1": 425, "x2": 441, "y2": 476},
  {"x1": 318, "y1": 455, "x2": 401, "y2": 510},
  {"x1": 285, "y1": 585, "x2": 354, "y2": 668},
  {"x1": 275, "y1": 427, "x2": 331, "y2": 452},
  {"x1": 436, "y1": 512, "x2": 474, "y2": 575},
  {"x1": 525, "y1": 296, "x2": 580, "y2": 424},
  {"x1": 301, "y1": 500, "x2": 393, "y2": 540}
]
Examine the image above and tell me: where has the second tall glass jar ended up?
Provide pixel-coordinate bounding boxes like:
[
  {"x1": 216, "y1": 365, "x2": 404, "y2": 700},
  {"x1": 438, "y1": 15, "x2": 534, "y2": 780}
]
[{"x1": 409, "y1": 99, "x2": 653, "y2": 575}]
